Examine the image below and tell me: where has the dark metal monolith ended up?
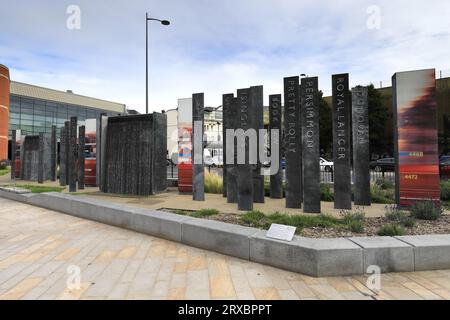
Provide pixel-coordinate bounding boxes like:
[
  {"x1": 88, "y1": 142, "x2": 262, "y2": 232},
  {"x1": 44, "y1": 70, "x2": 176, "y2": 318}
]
[
  {"x1": 59, "y1": 127, "x2": 66, "y2": 186},
  {"x1": 301, "y1": 77, "x2": 321, "y2": 213},
  {"x1": 237, "y1": 88, "x2": 253, "y2": 211},
  {"x1": 192, "y1": 93, "x2": 205, "y2": 201},
  {"x1": 78, "y1": 125, "x2": 85, "y2": 190},
  {"x1": 38, "y1": 133, "x2": 44, "y2": 184},
  {"x1": 283, "y1": 76, "x2": 302, "y2": 208},
  {"x1": 269, "y1": 95, "x2": 283, "y2": 199},
  {"x1": 250, "y1": 85, "x2": 265, "y2": 203},
  {"x1": 11, "y1": 130, "x2": 16, "y2": 180},
  {"x1": 222, "y1": 94, "x2": 234, "y2": 199},
  {"x1": 64, "y1": 121, "x2": 70, "y2": 186},
  {"x1": 352, "y1": 86, "x2": 371, "y2": 206},
  {"x1": 332, "y1": 74, "x2": 352, "y2": 210},
  {"x1": 68, "y1": 117, "x2": 77, "y2": 192},
  {"x1": 50, "y1": 125, "x2": 57, "y2": 181},
  {"x1": 226, "y1": 97, "x2": 239, "y2": 204}
]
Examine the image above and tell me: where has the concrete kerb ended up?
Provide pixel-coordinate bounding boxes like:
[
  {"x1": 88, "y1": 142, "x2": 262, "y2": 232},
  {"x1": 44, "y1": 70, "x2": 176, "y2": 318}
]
[
  {"x1": 181, "y1": 218, "x2": 259, "y2": 260},
  {"x1": 396, "y1": 235, "x2": 450, "y2": 271},
  {"x1": 250, "y1": 231, "x2": 364, "y2": 277},
  {"x1": 0, "y1": 189, "x2": 35, "y2": 202},
  {"x1": 349, "y1": 237, "x2": 414, "y2": 273},
  {"x1": 2, "y1": 190, "x2": 450, "y2": 277}
]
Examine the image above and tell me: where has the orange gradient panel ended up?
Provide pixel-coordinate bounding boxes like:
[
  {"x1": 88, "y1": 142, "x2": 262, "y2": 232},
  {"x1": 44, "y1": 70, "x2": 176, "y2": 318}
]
[
  {"x1": 395, "y1": 69, "x2": 440, "y2": 207},
  {"x1": 0, "y1": 64, "x2": 10, "y2": 160}
]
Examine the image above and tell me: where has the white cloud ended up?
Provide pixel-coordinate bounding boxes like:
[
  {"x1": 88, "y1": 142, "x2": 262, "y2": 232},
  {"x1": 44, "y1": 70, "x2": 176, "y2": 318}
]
[{"x1": 0, "y1": 0, "x2": 449, "y2": 112}]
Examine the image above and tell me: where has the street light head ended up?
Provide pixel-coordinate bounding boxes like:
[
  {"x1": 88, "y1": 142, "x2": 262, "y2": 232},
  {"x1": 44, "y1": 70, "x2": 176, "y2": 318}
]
[{"x1": 161, "y1": 20, "x2": 170, "y2": 25}]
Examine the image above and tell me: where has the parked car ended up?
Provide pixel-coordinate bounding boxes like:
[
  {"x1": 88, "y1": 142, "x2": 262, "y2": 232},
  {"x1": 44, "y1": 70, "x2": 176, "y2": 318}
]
[
  {"x1": 440, "y1": 157, "x2": 450, "y2": 176},
  {"x1": 204, "y1": 155, "x2": 223, "y2": 167},
  {"x1": 440, "y1": 155, "x2": 450, "y2": 163},
  {"x1": 370, "y1": 158, "x2": 396, "y2": 172},
  {"x1": 320, "y1": 158, "x2": 334, "y2": 172}
]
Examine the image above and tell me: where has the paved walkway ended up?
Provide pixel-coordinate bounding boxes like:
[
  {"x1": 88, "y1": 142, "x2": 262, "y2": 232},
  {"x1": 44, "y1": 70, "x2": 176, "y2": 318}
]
[{"x1": 1, "y1": 199, "x2": 450, "y2": 300}]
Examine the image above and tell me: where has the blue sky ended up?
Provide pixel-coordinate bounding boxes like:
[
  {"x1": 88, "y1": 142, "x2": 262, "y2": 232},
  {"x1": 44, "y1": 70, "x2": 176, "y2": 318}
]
[{"x1": 1, "y1": 0, "x2": 450, "y2": 113}]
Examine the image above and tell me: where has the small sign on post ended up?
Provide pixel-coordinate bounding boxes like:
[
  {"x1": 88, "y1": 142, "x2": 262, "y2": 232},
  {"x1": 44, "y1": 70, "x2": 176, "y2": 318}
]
[{"x1": 266, "y1": 224, "x2": 296, "y2": 242}]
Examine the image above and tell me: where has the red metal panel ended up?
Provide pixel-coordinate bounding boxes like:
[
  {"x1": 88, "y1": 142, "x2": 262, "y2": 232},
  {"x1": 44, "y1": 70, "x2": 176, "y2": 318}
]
[{"x1": 393, "y1": 69, "x2": 441, "y2": 207}]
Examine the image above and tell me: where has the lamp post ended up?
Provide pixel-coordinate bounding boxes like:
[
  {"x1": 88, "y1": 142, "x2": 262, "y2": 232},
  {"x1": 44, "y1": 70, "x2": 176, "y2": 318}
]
[{"x1": 146, "y1": 12, "x2": 170, "y2": 114}]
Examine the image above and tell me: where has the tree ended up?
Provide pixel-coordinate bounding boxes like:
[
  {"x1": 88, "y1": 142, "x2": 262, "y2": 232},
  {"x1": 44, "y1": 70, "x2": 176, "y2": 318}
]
[
  {"x1": 318, "y1": 90, "x2": 332, "y2": 157},
  {"x1": 367, "y1": 84, "x2": 392, "y2": 156}
]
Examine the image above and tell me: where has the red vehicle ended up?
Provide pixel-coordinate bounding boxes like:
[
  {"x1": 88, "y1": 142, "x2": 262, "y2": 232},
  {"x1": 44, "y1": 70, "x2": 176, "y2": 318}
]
[{"x1": 441, "y1": 157, "x2": 450, "y2": 178}]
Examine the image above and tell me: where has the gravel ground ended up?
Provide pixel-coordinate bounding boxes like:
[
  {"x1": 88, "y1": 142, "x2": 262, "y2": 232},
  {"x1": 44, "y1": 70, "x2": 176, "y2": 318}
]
[{"x1": 172, "y1": 211, "x2": 450, "y2": 239}]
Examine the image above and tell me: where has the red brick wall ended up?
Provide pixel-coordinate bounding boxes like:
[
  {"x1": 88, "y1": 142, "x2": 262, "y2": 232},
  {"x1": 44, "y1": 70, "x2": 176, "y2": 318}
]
[{"x1": 0, "y1": 64, "x2": 10, "y2": 160}]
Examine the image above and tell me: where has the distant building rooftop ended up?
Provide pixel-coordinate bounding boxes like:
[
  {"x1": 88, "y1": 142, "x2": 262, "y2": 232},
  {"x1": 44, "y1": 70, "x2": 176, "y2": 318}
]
[{"x1": 10, "y1": 81, "x2": 126, "y2": 113}]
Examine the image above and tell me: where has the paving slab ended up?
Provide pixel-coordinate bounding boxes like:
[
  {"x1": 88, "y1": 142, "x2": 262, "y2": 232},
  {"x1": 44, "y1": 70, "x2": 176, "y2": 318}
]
[
  {"x1": 397, "y1": 235, "x2": 450, "y2": 271},
  {"x1": 349, "y1": 237, "x2": 414, "y2": 273}
]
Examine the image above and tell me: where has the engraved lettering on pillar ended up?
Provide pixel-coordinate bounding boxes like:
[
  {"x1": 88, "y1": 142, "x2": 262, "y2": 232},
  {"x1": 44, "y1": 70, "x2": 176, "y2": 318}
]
[
  {"x1": 78, "y1": 125, "x2": 85, "y2": 190},
  {"x1": 301, "y1": 77, "x2": 321, "y2": 213},
  {"x1": 332, "y1": 74, "x2": 352, "y2": 209},
  {"x1": 284, "y1": 76, "x2": 302, "y2": 208},
  {"x1": 69, "y1": 117, "x2": 77, "y2": 192},
  {"x1": 352, "y1": 86, "x2": 371, "y2": 206},
  {"x1": 237, "y1": 88, "x2": 253, "y2": 211},
  {"x1": 269, "y1": 94, "x2": 283, "y2": 199}
]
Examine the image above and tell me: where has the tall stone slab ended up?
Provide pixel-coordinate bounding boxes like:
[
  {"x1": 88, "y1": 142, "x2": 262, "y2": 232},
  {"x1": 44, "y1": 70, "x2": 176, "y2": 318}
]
[
  {"x1": 50, "y1": 125, "x2": 57, "y2": 181},
  {"x1": 301, "y1": 77, "x2": 321, "y2": 213},
  {"x1": 78, "y1": 125, "x2": 85, "y2": 190},
  {"x1": 222, "y1": 94, "x2": 233, "y2": 199},
  {"x1": 20, "y1": 134, "x2": 51, "y2": 182},
  {"x1": 38, "y1": 133, "x2": 44, "y2": 184},
  {"x1": 237, "y1": 88, "x2": 253, "y2": 211},
  {"x1": 392, "y1": 69, "x2": 440, "y2": 208},
  {"x1": 283, "y1": 76, "x2": 302, "y2": 208},
  {"x1": 192, "y1": 93, "x2": 205, "y2": 201},
  {"x1": 269, "y1": 94, "x2": 283, "y2": 199},
  {"x1": 226, "y1": 97, "x2": 239, "y2": 204},
  {"x1": 250, "y1": 86, "x2": 265, "y2": 203},
  {"x1": 102, "y1": 114, "x2": 166, "y2": 196},
  {"x1": 332, "y1": 74, "x2": 352, "y2": 210},
  {"x1": 59, "y1": 127, "x2": 67, "y2": 186},
  {"x1": 99, "y1": 114, "x2": 108, "y2": 191},
  {"x1": 10, "y1": 130, "x2": 16, "y2": 180},
  {"x1": 96, "y1": 113, "x2": 106, "y2": 187},
  {"x1": 152, "y1": 112, "x2": 168, "y2": 193},
  {"x1": 64, "y1": 121, "x2": 70, "y2": 186},
  {"x1": 68, "y1": 117, "x2": 77, "y2": 193},
  {"x1": 352, "y1": 86, "x2": 371, "y2": 206}
]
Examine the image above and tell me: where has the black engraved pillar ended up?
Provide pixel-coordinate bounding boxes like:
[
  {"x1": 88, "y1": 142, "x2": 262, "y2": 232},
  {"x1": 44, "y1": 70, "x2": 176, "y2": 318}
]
[
  {"x1": 38, "y1": 133, "x2": 44, "y2": 184},
  {"x1": 352, "y1": 86, "x2": 371, "y2": 206},
  {"x1": 250, "y1": 85, "x2": 265, "y2": 203},
  {"x1": 283, "y1": 76, "x2": 302, "y2": 208},
  {"x1": 301, "y1": 77, "x2": 321, "y2": 213},
  {"x1": 64, "y1": 121, "x2": 70, "y2": 186},
  {"x1": 68, "y1": 117, "x2": 77, "y2": 192},
  {"x1": 192, "y1": 93, "x2": 205, "y2": 201},
  {"x1": 226, "y1": 97, "x2": 239, "y2": 203},
  {"x1": 11, "y1": 130, "x2": 16, "y2": 179},
  {"x1": 59, "y1": 127, "x2": 66, "y2": 186},
  {"x1": 78, "y1": 125, "x2": 85, "y2": 190},
  {"x1": 269, "y1": 94, "x2": 283, "y2": 199},
  {"x1": 222, "y1": 94, "x2": 234, "y2": 199},
  {"x1": 332, "y1": 74, "x2": 352, "y2": 210},
  {"x1": 237, "y1": 88, "x2": 253, "y2": 211},
  {"x1": 50, "y1": 125, "x2": 57, "y2": 181}
]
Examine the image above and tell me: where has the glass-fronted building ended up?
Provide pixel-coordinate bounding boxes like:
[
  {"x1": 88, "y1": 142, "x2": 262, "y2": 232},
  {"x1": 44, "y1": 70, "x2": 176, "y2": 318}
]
[{"x1": 8, "y1": 81, "x2": 126, "y2": 139}]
